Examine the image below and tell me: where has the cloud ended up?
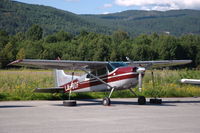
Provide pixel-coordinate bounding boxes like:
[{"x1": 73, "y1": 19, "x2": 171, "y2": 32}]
[
  {"x1": 102, "y1": 12, "x2": 111, "y2": 14},
  {"x1": 103, "y1": 4, "x2": 113, "y2": 8},
  {"x1": 115, "y1": 0, "x2": 200, "y2": 11}
]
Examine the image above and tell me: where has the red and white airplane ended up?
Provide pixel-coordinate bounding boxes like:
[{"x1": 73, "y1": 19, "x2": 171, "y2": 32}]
[{"x1": 9, "y1": 59, "x2": 191, "y2": 106}]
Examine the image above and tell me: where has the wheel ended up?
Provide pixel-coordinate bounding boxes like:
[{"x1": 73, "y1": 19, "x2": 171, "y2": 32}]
[
  {"x1": 138, "y1": 96, "x2": 146, "y2": 105},
  {"x1": 102, "y1": 97, "x2": 111, "y2": 106},
  {"x1": 63, "y1": 100, "x2": 77, "y2": 106}
]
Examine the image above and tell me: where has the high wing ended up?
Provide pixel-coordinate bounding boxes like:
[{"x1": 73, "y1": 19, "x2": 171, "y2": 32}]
[
  {"x1": 8, "y1": 59, "x2": 108, "y2": 70},
  {"x1": 126, "y1": 60, "x2": 192, "y2": 68},
  {"x1": 9, "y1": 59, "x2": 192, "y2": 70}
]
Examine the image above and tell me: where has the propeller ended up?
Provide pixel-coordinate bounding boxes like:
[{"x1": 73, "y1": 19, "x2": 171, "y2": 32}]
[
  {"x1": 126, "y1": 57, "x2": 146, "y2": 92},
  {"x1": 136, "y1": 67, "x2": 146, "y2": 92}
]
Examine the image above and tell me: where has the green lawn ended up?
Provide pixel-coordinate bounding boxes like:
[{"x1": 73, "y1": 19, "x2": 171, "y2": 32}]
[{"x1": 0, "y1": 69, "x2": 200, "y2": 101}]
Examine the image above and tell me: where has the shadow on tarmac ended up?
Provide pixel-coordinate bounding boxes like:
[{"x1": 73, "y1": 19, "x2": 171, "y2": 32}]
[
  {"x1": 0, "y1": 105, "x2": 35, "y2": 108},
  {"x1": 51, "y1": 99, "x2": 179, "y2": 107}
]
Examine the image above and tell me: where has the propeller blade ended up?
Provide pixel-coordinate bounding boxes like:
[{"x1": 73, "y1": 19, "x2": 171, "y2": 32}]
[{"x1": 137, "y1": 67, "x2": 145, "y2": 92}]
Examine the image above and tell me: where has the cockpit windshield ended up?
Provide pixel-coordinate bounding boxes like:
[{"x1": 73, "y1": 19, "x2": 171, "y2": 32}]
[{"x1": 107, "y1": 62, "x2": 128, "y2": 72}]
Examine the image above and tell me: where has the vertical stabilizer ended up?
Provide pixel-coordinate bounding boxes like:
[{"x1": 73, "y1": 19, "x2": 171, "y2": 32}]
[{"x1": 54, "y1": 70, "x2": 73, "y2": 87}]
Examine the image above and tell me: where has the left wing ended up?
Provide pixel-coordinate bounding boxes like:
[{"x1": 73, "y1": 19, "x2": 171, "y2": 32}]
[{"x1": 8, "y1": 59, "x2": 108, "y2": 70}]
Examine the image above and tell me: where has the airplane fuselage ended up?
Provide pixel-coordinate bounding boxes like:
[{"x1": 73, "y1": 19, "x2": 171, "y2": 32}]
[{"x1": 62, "y1": 67, "x2": 141, "y2": 93}]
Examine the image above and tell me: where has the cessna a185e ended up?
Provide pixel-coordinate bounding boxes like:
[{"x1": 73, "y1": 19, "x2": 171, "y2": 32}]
[{"x1": 9, "y1": 58, "x2": 191, "y2": 106}]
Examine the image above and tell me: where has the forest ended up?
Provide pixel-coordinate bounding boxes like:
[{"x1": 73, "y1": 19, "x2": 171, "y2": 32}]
[
  {"x1": 1, "y1": 0, "x2": 200, "y2": 36},
  {"x1": 0, "y1": 24, "x2": 200, "y2": 69}
]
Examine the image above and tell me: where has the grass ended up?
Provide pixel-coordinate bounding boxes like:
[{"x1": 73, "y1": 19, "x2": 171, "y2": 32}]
[{"x1": 0, "y1": 69, "x2": 200, "y2": 101}]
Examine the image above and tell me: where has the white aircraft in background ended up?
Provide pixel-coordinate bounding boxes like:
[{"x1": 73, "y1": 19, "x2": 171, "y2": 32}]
[
  {"x1": 9, "y1": 58, "x2": 191, "y2": 106},
  {"x1": 180, "y1": 79, "x2": 200, "y2": 85}
]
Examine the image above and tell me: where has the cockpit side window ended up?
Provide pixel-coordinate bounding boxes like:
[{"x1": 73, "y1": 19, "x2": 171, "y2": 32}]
[
  {"x1": 107, "y1": 63, "x2": 114, "y2": 72},
  {"x1": 86, "y1": 67, "x2": 108, "y2": 78}
]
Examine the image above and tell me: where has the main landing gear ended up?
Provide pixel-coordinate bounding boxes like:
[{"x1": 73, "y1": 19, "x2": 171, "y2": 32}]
[
  {"x1": 102, "y1": 97, "x2": 111, "y2": 106},
  {"x1": 138, "y1": 96, "x2": 146, "y2": 105},
  {"x1": 102, "y1": 87, "x2": 115, "y2": 106},
  {"x1": 102, "y1": 88, "x2": 147, "y2": 106}
]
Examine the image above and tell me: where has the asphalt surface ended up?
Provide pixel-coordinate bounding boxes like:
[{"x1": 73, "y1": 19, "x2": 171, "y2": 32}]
[{"x1": 0, "y1": 98, "x2": 200, "y2": 133}]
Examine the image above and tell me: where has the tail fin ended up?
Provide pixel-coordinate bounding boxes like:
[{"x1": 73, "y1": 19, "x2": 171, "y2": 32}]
[{"x1": 54, "y1": 70, "x2": 73, "y2": 87}]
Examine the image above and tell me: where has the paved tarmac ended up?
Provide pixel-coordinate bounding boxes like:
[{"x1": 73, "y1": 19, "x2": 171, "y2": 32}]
[{"x1": 0, "y1": 98, "x2": 200, "y2": 133}]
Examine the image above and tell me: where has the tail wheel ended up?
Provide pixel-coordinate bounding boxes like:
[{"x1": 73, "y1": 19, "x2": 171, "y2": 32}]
[
  {"x1": 102, "y1": 97, "x2": 111, "y2": 106},
  {"x1": 63, "y1": 100, "x2": 77, "y2": 106},
  {"x1": 138, "y1": 96, "x2": 146, "y2": 105}
]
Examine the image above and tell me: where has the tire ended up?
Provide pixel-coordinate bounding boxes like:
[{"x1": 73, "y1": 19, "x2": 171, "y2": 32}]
[
  {"x1": 63, "y1": 100, "x2": 77, "y2": 106},
  {"x1": 102, "y1": 97, "x2": 111, "y2": 106},
  {"x1": 138, "y1": 96, "x2": 146, "y2": 105}
]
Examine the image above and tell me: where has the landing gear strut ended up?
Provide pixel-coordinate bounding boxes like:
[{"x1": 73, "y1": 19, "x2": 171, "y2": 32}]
[{"x1": 102, "y1": 87, "x2": 115, "y2": 106}]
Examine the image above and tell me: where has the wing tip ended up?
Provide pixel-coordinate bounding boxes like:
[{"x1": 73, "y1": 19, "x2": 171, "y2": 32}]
[{"x1": 7, "y1": 59, "x2": 23, "y2": 66}]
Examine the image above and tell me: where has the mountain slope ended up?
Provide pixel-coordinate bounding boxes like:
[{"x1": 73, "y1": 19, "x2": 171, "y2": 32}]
[
  {"x1": 83, "y1": 10, "x2": 200, "y2": 36},
  {"x1": 1, "y1": 0, "x2": 200, "y2": 36},
  {"x1": 0, "y1": 0, "x2": 110, "y2": 35}
]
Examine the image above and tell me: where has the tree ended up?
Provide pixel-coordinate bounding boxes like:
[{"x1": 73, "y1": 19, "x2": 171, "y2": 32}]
[
  {"x1": 26, "y1": 24, "x2": 43, "y2": 41},
  {"x1": 0, "y1": 30, "x2": 9, "y2": 50},
  {"x1": 112, "y1": 30, "x2": 129, "y2": 44},
  {"x1": 16, "y1": 48, "x2": 25, "y2": 59},
  {"x1": 0, "y1": 42, "x2": 14, "y2": 68}
]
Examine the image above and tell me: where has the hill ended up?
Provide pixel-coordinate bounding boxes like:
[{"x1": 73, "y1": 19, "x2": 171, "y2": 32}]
[
  {"x1": 83, "y1": 10, "x2": 200, "y2": 36},
  {"x1": 1, "y1": 0, "x2": 200, "y2": 36},
  {"x1": 0, "y1": 0, "x2": 111, "y2": 35}
]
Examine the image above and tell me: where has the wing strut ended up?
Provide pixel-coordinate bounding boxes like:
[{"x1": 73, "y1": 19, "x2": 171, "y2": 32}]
[
  {"x1": 81, "y1": 68, "x2": 115, "y2": 106},
  {"x1": 81, "y1": 68, "x2": 114, "y2": 89}
]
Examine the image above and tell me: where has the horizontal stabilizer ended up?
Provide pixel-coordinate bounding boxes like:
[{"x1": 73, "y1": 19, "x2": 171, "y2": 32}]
[{"x1": 34, "y1": 87, "x2": 64, "y2": 93}]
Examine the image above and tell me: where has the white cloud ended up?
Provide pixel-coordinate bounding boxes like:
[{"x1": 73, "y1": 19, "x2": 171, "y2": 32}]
[
  {"x1": 115, "y1": 0, "x2": 200, "y2": 11},
  {"x1": 103, "y1": 4, "x2": 113, "y2": 8},
  {"x1": 102, "y1": 12, "x2": 111, "y2": 14}
]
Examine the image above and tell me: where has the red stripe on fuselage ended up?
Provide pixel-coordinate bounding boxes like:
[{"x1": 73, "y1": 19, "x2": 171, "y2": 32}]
[
  {"x1": 63, "y1": 66, "x2": 139, "y2": 93},
  {"x1": 64, "y1": 73, "x2": 137, "y2": 92}
]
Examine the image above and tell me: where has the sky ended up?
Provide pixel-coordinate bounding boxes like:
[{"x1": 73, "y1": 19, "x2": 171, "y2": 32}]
[{"x1": 15, "y1": 0, "x2": 200, "y2": 14}]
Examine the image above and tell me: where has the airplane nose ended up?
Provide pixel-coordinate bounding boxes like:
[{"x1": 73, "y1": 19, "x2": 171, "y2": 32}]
[{"x1": 136, "y1": 67, "x2": 146, "y2": 73}]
